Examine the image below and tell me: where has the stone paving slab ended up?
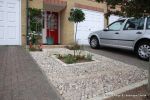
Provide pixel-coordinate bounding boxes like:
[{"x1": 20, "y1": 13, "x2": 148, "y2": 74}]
[{"x1": 0, "y1": 46, "x2": 62, "y2": 100}]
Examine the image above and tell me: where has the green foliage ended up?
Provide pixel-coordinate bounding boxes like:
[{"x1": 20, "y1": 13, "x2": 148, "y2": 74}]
[
  {"x1": 95, "y1": 0, "x2": 150, "y2": 17},
  {"x1": 68, "y1": 9, "x2": 85, "y2": 23},
  {"x1": 121, "y1": 0, "x2": 150, "y2": 17},
  {"x1": 29, "y1": 8, "x2": 42, "y2": 32},
  {"x1": 28, "y1": 31, "x2": 36, "y2": 45},
  {"x1": 63, "y1": 54, "x2": 76, "y2": 64},
  {"x1": 96, "y1": 0, "x2": 122, "y2": 6},
  {"x1": 28, "y1": 31, "x2": 43, "y2": 51},
  {"x1": 57, "y1": 52, "x2": 93, "y2": 64},
  {"x1": 28, "y1": 31, "x2": 42, "y2": 45}
]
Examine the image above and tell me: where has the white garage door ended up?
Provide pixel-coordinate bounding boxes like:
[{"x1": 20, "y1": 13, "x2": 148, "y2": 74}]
[
  {"x1": 0, "y1": 0, "x2": 21, "y2": 45},
  {"x1": 109, "y1": 15, "x2": 120, "y2": 24},
  {"x1": 76, "y1": 9, "x2": 104, "y2": 45}
]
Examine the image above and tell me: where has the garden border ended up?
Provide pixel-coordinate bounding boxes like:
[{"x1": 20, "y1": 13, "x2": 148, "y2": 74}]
[
  {"x1": 89, "y1": 79, "x2": 148, "y2": 100},
  {"x1": 51, "y1": 55, "x2": 99, "y2": 66}
]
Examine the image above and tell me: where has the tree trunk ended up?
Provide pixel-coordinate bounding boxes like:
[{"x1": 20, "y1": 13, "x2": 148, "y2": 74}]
[
  {"x1": 75, "y1": 23, "x2": 78, "y2": 43},
  {"x1": 73, "y1": 23, "x2": 78, "y2": 57},
  {"x1": 106, "y1": 3, "x2": 109, "y2": 25}
]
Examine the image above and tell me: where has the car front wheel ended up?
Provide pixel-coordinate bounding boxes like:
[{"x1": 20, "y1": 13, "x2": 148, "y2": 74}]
[
  {"x1": 136, "y1": 42, "x2": 150, "y2": 61},
  {"x1": 90, "y1": 37, "x2": 100, "y2": 49}
]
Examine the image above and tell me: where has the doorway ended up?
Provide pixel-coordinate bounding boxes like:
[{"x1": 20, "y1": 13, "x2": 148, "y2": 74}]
[{"x1": 45, "y1": 12, "x2": 58, "y2": 45}]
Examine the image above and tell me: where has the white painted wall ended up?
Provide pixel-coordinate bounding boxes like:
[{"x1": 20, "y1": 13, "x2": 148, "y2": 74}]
[{"x1": 42, "y1": 11, "x2": 47, "y2": 44}]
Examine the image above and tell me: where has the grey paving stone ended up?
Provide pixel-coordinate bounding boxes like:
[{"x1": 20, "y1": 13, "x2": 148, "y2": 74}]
[{"x1": 0, "y1": 46, "x2": 62, "y2": 100}]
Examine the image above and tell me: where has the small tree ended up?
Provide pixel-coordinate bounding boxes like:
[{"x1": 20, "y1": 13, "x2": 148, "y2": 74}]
[{"x1": 68, "y1": 8, "x2": 85, "y2": 43}]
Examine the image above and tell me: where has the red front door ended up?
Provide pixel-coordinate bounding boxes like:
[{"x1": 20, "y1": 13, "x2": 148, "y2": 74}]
[{"x1": 47, "y1": 12, "x2": 58, "y2": 44}]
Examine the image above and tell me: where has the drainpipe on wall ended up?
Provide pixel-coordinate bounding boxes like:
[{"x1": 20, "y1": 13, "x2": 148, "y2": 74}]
[
  {"x1": 26, "y1": 0, "x2": 29, "y2": 45},
  {"x1": 106, "y1": 3, "x2": 109, "y2": 25}
]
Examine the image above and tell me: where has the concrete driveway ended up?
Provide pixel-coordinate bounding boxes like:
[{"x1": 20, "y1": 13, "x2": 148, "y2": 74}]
[{"x1": 84, "y1": 46, "x2": 149, "y2": 70}]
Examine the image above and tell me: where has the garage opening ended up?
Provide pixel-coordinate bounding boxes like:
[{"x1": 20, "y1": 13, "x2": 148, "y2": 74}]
[{"x1": 76, "y1": 9, "x2": 104, "y2": 45}]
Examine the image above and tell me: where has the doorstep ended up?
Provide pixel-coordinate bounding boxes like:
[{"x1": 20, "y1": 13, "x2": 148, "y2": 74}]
[{"x1": 43, "y1": 45, "x2": 68, "y2": 48}]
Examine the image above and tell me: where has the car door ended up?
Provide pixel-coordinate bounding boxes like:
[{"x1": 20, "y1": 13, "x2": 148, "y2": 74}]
[
  {"x1": 117, "y1": 18, "x2": 146, "y2": 49},
  {"x1": 145, "y1": 17, "x2": 150, "y2": 37},
  {"x1": 100, "y1": 19, "x2": 125, "y2": 46}
]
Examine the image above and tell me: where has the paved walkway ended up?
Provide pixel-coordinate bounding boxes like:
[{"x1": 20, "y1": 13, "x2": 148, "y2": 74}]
[{"x1": 0, "y1": 46, "x2": 62, "y2": 100}]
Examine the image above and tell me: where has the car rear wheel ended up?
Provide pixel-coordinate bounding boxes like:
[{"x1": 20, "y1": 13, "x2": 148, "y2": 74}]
[
  {"x1": 90, "y1": 37, "x2": 100, "y2": 49},
  {"x1": 136, "y1": 42, "x2": 150, "y2": 61}
]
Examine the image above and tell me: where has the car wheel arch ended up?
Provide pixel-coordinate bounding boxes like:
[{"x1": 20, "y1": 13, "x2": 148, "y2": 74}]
[
  {"x1": 134, "y1": 38, "x2": 150, "y2": 51},
  {"x1": 90, "y1": 35, "x2": 100, "y2": 43}
]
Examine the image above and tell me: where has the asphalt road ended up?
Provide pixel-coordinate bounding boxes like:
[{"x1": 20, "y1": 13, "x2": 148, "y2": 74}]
[{"x1": 84, "y1": 46, "x2": 149, "y2": 70}]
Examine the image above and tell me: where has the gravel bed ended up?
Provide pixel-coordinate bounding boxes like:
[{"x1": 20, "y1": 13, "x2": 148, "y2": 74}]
[{"x1": 30, "y1": 48, "x2": 148, "y2": 100}]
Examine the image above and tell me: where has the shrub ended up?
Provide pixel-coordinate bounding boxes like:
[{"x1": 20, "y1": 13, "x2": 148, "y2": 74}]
[
  {"x1": 55, "y1": 54, "x2": 63, "y2": 59},
  {"x1": 64, "y1": 54, "x2": 76, "y2": 64},
  {"x1": 29, "y1": 8, "x2": 42, "y2": 33},
  {"x1": 56, "y1": 53, "x2": 93, "y2": 64},
  {"x1": 28, "y1": 31, "x2": 43, "y2": 51}
]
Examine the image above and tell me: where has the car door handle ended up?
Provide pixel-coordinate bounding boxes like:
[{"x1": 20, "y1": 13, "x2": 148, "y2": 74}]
[
  {"x1": 115, "y1": 32, "x2": 119, "y2": 34},
  {"x1": 136, "y1": 32, "x2": 142, "y2": 34}
]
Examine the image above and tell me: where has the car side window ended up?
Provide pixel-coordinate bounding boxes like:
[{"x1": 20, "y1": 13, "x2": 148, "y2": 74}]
[
  {"x1": 124, "y1": 18, "x2": 145, "y2": 30},
  {"x1": 108, "y1": 20, "x2": 125, "y2": 31},
  {"x1": 146, "y1": 17, "x2": 150, "y2": 30}
]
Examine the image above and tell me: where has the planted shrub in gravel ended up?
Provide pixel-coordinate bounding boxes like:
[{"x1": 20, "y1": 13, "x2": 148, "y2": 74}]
[
  {"x1": 63, "y1": 54, "x2": 76, "y2": 64},
  {"x1": 57, "y1": 44, "x2": 93, "y2": 64},
  {"x1": 56, "y1": 53, "x2": 93, "y2": 64}
]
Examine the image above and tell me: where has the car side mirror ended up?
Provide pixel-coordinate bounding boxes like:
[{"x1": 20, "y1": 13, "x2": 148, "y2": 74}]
[{"x1": 103, "y1": 28, "x2": 109, "y2": 31}]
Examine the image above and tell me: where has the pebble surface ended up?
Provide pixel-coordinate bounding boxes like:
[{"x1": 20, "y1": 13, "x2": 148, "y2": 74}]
[{"x1": 30, "y1": 48, "x2": 148, "y2": 100}]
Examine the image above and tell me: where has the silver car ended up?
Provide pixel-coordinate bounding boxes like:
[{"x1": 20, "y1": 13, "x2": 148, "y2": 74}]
[{"x1": 88, "y1": 17, "x2": 150, "y2": 60}]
